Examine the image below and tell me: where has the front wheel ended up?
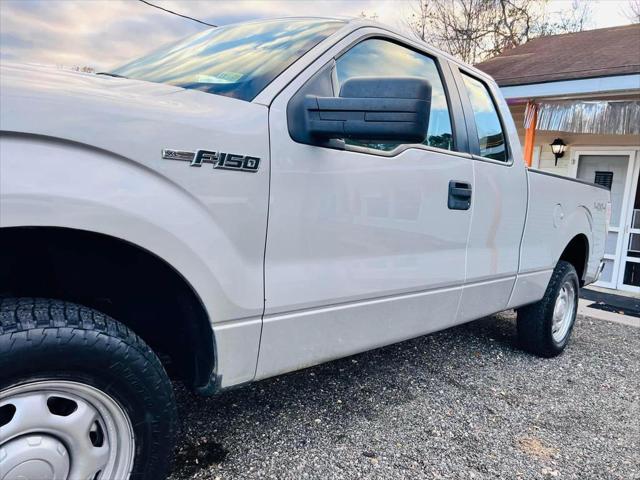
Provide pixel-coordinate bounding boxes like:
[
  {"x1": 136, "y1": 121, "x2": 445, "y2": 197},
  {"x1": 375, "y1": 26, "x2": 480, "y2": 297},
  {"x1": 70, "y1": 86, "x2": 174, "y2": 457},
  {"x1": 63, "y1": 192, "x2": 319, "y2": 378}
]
[
  {"x1": 0, "y1": 298, "x2": 177, "y2": 480},
  {"x1": 517, "y1": 261, "x2": 580, "y2": 357}
]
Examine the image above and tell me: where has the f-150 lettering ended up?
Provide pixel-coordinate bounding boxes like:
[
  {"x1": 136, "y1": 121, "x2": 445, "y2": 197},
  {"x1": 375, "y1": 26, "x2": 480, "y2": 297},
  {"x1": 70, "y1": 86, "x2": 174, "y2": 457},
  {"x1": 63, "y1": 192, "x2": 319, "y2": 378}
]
[{"x1": 162, "y1": 148, "x2": 261, "y2": 171}]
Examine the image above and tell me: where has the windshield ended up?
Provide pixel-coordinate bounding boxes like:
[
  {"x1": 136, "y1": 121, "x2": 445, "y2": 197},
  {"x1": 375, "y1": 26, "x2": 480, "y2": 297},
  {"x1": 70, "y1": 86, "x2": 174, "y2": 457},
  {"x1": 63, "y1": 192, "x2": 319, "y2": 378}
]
[{"x1": 110, "y1": 18, "x2": 344, "y2": 101}]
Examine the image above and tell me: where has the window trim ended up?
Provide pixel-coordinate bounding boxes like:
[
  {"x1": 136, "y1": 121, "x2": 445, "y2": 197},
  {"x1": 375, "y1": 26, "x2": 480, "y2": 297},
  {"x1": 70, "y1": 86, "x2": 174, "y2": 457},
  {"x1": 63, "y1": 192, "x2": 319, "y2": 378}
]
[
  {"x1": 289, "y1": 33, "x2": 466, "y2": 157},
  {"x1": 344, "y1": 141, "x2": 473, "y2": 159},
  {"x1": 454, "y1": 67, "x2": 513, "y2": 166}
]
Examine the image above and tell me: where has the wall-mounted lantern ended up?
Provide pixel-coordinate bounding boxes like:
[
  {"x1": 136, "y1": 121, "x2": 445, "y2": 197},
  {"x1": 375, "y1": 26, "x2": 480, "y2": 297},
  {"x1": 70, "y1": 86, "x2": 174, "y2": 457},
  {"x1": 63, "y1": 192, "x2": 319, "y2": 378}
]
[{"x1": 550, "y1": 138, "x2": 567, "y2": 165}]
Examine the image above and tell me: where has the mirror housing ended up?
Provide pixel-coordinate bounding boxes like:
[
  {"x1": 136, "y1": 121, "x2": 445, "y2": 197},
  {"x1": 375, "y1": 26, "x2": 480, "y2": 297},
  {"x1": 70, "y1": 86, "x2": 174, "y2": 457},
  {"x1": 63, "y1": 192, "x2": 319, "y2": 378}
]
[{"x1": 304, "y1": 77, "x2": 431, "y2": 144}]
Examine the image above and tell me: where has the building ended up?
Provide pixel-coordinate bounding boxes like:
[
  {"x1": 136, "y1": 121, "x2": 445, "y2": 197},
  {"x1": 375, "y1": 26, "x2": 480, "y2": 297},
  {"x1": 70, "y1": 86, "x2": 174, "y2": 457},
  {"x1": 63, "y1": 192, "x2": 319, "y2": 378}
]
[{"x1": 476, "y1": 24, "x2": 640, "y2": 294}]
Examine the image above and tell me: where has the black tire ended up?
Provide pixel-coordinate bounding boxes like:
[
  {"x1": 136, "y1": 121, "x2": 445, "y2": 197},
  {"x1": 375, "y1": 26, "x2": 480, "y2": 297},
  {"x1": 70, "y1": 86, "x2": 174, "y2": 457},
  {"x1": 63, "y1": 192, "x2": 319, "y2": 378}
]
[
  {"x1": 517, "y1": 261, "x2": 580, "y2": 357},
  {"x1": 0, "y1": 297, "x2": 177, "y2": 480}
]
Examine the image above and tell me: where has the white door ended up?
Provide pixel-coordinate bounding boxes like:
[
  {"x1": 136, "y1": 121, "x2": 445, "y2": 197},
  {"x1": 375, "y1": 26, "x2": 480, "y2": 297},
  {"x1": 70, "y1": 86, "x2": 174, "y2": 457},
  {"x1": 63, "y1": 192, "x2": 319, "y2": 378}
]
[
  {"x1": 574, "y1": 151, "x2": 639, "y2": 292},
  {"x1": 257, "y1": 37, "x2": 473, "y2": 379},
  {"x1": 617, "y1": 159, "x2": 640, "y2": 292}
]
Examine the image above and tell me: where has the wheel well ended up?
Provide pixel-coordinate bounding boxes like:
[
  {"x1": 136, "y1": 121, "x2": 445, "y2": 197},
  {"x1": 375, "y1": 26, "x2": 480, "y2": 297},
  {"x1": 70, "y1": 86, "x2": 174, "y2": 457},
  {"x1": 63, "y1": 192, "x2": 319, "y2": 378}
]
[
  {"x1": 559, "y1": 234, "x2": 589, "y2": 285},
  {"x1": 0, "y1": 227, "x2": 215, "y2": 390}
]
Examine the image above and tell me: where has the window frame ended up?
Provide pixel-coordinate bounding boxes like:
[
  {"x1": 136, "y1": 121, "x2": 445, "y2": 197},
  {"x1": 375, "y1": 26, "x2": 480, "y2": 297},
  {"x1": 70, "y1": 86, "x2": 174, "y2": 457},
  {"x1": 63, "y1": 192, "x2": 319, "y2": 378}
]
[
  {"x1": 453, "y1": 66, "x2": 513, "y2": 166},
  {"x1": 287, "y1": 32, "x2": 469, "y2": 158}
]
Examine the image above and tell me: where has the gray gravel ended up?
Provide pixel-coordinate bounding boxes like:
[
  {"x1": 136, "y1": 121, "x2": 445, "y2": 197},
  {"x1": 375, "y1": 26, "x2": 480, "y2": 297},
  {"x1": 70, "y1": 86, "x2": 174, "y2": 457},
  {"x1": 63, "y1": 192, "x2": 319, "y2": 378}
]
[{"x1": 169, "y1": 313, "x2": 640, "y2": 480}]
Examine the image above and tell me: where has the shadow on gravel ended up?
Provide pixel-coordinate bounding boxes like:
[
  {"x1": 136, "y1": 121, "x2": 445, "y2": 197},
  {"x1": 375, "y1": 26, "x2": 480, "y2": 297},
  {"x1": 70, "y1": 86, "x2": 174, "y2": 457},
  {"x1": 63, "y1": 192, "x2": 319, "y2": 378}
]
[
  {"x1": 174, "y1": 438, "x2": 229, "y2": 476},
  {"x1": 169, "y1": 313, "x2": 640, "y2": 479},
  {"x1": 171, "y1": 313, "x2": 522, "y2": 477}
]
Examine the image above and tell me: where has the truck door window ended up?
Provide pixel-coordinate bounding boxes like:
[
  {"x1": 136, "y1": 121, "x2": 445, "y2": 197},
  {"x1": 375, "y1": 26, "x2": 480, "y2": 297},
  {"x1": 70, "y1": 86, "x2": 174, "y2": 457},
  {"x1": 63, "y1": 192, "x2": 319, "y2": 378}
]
[
  {"x1": 335, "y1": 39, "x2": 454, "y2": 152},
  {"x1": 460, "y1": 74, "x2": 507, "y2": 162}
]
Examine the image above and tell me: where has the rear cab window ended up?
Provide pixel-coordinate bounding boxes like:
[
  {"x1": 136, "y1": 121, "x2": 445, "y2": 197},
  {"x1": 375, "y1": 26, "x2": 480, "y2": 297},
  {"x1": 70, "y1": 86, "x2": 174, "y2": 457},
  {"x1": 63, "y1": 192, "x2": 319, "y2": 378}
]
[{"x1": 460, "y1": 73, "x2": 508, "y2": 162}]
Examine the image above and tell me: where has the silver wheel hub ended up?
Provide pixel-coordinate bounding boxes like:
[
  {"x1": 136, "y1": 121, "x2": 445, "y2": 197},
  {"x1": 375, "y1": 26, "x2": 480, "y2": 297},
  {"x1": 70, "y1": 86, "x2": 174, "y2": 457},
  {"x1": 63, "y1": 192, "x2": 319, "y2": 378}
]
[
  {"x1": 0, "y1": 381, "x2": 135, "y2": 480},
  {"x1": 552, "y1": 280, "x2": 576, "y2": 342},
  {"x1": 1, "y1": 435, "x2": 70, "y2": 480}
]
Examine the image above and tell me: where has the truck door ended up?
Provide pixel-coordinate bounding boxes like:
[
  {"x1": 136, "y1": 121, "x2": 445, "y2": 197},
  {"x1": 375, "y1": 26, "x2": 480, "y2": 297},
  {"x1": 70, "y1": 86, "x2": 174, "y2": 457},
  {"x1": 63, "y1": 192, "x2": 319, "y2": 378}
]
[
  {"x1": 452, "y1": 67, "x2": 528, "y2": 321},
  {"x1": 257, "y1": 35, "x2": 474, "y2": 379}
]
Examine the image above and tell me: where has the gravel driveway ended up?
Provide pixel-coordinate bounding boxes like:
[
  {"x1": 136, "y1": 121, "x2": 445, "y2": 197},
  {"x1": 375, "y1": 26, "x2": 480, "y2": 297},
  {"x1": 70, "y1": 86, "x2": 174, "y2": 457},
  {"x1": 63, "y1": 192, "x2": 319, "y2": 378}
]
[{"x1": 169, "y1": 313, "x2": 639, "y2": 480}]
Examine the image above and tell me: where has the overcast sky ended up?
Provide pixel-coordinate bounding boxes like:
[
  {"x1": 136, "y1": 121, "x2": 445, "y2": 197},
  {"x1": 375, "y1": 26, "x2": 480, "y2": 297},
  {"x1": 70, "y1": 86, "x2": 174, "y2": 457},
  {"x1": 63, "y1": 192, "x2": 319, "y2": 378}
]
[{"x1": 0, "y1": 0, "x2": 635, "y2": 70}]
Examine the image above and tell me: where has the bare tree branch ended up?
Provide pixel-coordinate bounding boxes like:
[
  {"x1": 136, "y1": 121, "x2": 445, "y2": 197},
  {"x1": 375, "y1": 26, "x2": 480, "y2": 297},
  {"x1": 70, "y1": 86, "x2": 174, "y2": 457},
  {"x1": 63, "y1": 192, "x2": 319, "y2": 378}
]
[
  {"x1": 622, "y1": 0, "x2": 640, "y2": 23},
  {"x1": 403, "y1": 0, "x2": 592, "y2": 64}
]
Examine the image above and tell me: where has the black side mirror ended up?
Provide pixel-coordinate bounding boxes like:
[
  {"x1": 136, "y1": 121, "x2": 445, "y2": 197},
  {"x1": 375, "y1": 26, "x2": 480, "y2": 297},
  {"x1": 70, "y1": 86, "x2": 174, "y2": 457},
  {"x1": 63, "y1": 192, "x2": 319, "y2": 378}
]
[{"x1": 304, "y1": 77, "x2": 431, "y2": 144}]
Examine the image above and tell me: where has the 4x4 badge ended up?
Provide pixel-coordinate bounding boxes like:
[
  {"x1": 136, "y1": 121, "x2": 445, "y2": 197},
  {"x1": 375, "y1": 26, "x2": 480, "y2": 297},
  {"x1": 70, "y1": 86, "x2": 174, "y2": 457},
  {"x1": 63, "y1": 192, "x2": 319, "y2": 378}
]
[{"x1": 162, "y1": 149, "x2": 260, "y2": 172}]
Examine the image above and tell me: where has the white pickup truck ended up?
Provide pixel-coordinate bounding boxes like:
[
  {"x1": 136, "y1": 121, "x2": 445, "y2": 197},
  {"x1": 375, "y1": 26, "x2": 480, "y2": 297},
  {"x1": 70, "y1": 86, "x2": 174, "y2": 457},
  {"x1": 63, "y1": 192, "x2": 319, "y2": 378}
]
[{"x1": 0, "y1": 17, "x2": 609, "y2": 480}]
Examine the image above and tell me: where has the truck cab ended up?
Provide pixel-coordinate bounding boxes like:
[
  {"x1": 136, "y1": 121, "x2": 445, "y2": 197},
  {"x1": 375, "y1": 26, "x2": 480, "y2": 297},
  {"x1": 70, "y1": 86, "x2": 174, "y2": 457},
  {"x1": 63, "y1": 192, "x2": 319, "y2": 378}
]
[{"x1": 0, "y1": 17, "x2": 608, "y2": 480}]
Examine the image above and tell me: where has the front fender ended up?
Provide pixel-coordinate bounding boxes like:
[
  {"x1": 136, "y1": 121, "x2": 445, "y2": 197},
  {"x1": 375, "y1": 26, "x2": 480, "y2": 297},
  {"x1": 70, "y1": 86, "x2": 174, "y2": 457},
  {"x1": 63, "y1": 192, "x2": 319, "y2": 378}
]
[
  {"x1": 1, "y1": 134, "x2": 247, "y2": 316},
  {"x1": 1, "y1": 134, "x2": 265, "y2": 387}
]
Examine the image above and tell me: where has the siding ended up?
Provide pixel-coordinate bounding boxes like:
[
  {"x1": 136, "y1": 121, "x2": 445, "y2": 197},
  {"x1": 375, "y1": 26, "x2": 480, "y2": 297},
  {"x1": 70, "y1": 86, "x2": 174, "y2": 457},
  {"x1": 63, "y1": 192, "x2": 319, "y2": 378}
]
[{"x1": 508, "y1": 103, "x2": 640, "y2": 177}]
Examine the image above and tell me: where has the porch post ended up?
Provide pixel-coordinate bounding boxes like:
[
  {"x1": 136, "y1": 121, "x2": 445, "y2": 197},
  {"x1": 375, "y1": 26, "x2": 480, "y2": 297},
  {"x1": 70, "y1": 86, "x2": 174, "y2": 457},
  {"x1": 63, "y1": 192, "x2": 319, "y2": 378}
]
[{"x1": 523, "y1": 101, "x2": 538, "y2": 167}]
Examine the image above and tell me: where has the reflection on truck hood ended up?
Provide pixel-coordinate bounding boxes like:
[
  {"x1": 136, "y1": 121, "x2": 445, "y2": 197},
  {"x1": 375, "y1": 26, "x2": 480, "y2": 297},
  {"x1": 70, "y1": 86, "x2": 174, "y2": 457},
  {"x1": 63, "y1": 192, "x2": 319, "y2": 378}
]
[
  {"x1": 0, "y1": 62, "x2": 267, "y2": 168},
  {"x1": 2, "y1": 62, "x2": 187, "y2": 100}
]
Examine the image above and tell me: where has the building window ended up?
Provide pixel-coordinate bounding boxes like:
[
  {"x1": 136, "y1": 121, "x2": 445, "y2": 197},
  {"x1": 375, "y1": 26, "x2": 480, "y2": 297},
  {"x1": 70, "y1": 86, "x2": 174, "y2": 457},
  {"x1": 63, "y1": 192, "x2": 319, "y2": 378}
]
[{"x1": 594, "y1": 171, "x2": 614, "y2": 190}]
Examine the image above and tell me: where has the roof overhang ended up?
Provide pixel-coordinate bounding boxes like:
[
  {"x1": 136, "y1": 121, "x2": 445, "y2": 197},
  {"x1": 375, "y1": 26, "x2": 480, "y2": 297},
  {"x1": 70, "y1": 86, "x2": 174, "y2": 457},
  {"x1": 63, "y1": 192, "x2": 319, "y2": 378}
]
[{"x1": 500, "y1": 74, "x2": 640, "y2": 101}]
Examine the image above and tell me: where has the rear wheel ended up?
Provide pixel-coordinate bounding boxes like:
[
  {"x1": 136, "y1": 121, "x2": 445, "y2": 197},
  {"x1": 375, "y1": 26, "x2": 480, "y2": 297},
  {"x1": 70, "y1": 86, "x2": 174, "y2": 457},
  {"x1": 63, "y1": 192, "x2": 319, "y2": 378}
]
[
  {"x1": 517, "y1": 261, "x2": 580, "y2": 357},
  {"x1": 0, "y1": 298, "x2": 177, "y2": 480}
]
